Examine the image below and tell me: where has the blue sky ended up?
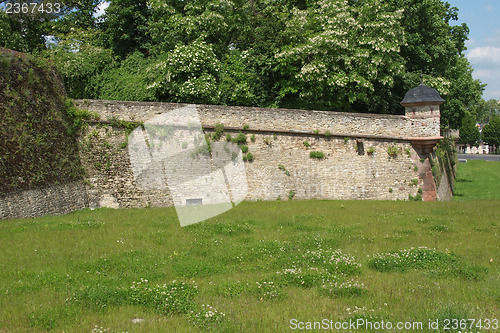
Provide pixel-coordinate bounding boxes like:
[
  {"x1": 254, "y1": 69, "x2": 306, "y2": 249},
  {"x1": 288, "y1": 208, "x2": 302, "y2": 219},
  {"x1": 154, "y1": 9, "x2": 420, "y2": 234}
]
[{"x1": 446, "y1": 0, "x2": 500, "y2": 100}]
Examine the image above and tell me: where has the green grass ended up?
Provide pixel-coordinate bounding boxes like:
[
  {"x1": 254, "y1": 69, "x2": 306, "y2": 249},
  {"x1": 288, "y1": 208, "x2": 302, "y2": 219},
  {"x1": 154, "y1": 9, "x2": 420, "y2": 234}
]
[
  {"x1": 454, "y1": 160, "x2": 500, "y2": 200},
  {"x1": 0, "y1": 200, "x2": 499, "y2": 332}
]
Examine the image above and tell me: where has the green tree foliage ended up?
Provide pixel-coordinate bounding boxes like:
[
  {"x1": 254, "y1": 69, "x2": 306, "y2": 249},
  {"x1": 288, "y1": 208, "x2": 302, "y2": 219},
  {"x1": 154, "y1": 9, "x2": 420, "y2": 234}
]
[
  {"x1": 219, "y1": 49, "x2": 268, "y2": 107},
  {"x1": 381, "y1": 0, "x2": 483, "y2": 128},
  {"x1": 0, "y1": 1, "x2": 53, "y2": 52},
  {"x1": 440, "y1": 56, "x2": 485, "y2": 130},
  {"x1": 148, "y1": 0, "x2": 234, "y2": 56},
  {"x1": 1, "y1": 0, "x2": 486, "y2": 128},
  {"x1": 458, "y1": 112, "x2": 480, "y2": 147},
  {"x1": 482, "y1": 115, "x2": 500, "y2": 153},
  {"x1": 101, "y1": 0, "x2": 150, "y2": 59},
  {"x1": 94, "y1": 51, "x2": 157, "y2": 101},
  {"x1": 275, "y1": 0, "x2": 405, "y2": 112},
  {"x1": 148, "y1": 40, "x2": 221, "y2": 104},
  {"x1": 476, "y1": 99, "x2": 500, "y2": 124},
  {"x1": 52, "y1": 0, "x2": 103, "y2": 32},
  {"x1": 44, "y1": 29, "x2": 114, "y2": 99},
  {"x1": 0, "y1": 0, "x2": 100, "y2": 52}
]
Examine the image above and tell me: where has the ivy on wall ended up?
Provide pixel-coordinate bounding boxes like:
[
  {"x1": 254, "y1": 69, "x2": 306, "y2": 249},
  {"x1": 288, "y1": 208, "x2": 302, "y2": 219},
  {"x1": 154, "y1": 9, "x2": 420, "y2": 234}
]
[{"x1": 0, "y1": 50, "x2": 84, "y2": 195}]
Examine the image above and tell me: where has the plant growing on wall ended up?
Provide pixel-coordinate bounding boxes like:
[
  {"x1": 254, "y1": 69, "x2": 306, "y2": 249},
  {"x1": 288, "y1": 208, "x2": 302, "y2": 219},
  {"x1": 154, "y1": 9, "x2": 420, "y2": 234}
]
[
  {"x1": 404, "y1": 147, "x2": 412, "y2": 157},
  {"x1": 409, "y1": 188, "x2": 423, "y2": 201},
  {"x1": 324, "y1": 131, "x2": 332, "y2": 138},
  {"x1": 309, "y1": 151, "x2": 325, "y2": 159},
  {"x1": 387, "y1": 145, "x2": 400, "y2": 158},
  {"x1": 242, "y1": 152, "x2": 254, "y2": 162},
  {"x1": 232, "y1": 133, "x2": 247, "y2": 145},
  {"x1": 278, "y1": 164, "x2": 290, "y2": 176},
  {"x1": 303, "y1": 140, "x2": 310, "y2": 147},
  {"x1": 212, "y1": 123, "x2": 224, "y2": 141},
  {"x1": 367, "y1": 146, "x2": 376, "y2": 155}
]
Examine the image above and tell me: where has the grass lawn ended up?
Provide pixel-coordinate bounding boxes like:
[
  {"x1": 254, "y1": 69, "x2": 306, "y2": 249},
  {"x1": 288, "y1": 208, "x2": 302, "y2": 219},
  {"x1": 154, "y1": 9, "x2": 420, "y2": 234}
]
[
  {"x1": 0, "y1": 199, "x2": 499, "y2": 332},
  {"x1": 454, "y1": 159, "x2": 500, "y2": 200}
]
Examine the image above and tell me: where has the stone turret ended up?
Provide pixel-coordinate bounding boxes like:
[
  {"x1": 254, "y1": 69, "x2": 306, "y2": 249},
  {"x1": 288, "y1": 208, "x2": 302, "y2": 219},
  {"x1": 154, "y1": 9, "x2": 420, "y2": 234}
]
[
  {"x1": 401, "y1": 79, "x2": 445, "y2": 153},
  {"x1": 401, "y1": 79, "x2": 446, "y2": 201}
]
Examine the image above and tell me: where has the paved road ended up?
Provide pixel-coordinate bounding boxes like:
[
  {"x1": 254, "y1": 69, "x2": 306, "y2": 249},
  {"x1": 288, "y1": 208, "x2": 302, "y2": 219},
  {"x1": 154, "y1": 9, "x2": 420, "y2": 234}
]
[{"x1": 457, "y1": 154, "x2": 500, "y2": 162}]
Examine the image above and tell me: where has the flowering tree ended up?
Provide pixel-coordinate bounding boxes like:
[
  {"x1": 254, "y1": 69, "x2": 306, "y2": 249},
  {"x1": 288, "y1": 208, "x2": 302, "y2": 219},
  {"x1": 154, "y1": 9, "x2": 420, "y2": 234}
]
[
  {"x1": 148, "y1": 40, "x2": 221, "y2": 104},
  {"x1": 274, "y1": 0, "x2": 405, "y2": 112}
]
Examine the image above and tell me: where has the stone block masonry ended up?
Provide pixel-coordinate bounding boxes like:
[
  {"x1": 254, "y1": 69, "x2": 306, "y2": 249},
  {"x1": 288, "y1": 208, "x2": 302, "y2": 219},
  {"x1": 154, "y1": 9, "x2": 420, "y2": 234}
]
[
  {"x1": 0, "y1": 181, "x2": 88, "y2": 219},
  {"x1": 74, "y1": 99, "x2": 440, "y2": 139},
  {"x1": 73, "y1": 100, "x2": 444, "y2": 210}
]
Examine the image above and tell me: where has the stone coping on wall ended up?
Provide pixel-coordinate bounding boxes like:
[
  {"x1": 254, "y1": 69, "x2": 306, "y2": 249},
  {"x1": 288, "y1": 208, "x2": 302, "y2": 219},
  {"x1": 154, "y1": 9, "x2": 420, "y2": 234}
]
[
  {"x1": 74, "y1": 99, "x2": 408, "y2": 120},
  {"x1": 74, "y1": 99, "x2": 440, "y2": 139},
  {"x1": 88, "y1": 119, "x2": 442, "y2": 144}
]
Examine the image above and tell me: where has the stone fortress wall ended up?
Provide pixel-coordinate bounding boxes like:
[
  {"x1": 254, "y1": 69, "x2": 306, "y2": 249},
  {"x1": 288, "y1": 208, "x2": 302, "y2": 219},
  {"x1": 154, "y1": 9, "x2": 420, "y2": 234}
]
[
  {"x1": 1, "y1": 97, "x2": 450, "y2": 220},
  {"x1": 72, "y1": 99, "x2": 448, "y2": 212}
]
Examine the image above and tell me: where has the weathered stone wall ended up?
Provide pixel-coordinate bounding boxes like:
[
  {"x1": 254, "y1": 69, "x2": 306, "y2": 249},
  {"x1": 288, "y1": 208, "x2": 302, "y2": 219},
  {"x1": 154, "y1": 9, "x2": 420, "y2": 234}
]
[
  {"x1": 73, "y1": 100, "x2": 435, "y2": 209},
  {"x1": 78, "y1": 125, "x2": 173, "y2": 209},
  {"x1": 233, "y1": 133, "x2": 419, "y2": 201},
  {"x1": 74, "y1": 99, "x2": 441, "y2": 138},
  {"x1": 0, "y1": 181, "x2": 88, "y2": 219},
  {"x1": 1, "y1": 99, "x2": 447, "y2": 220}
]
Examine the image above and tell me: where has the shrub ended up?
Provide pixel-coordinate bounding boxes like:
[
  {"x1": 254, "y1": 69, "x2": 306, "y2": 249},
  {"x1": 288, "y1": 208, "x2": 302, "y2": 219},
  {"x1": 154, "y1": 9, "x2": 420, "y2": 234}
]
[
  {"x1": 232, "y1": 133, "x2": 247, "y2": 144},
  {"x1": 243, "y1": 124, "x2": 249, "y2": 130},
  {"x1": 241, "y1": 145, "x2": 249, "y2": 153},
  {"x1": 226, "y1": 133, "x2": 232, "y2": 142},
  {"x1": 243, "y1": 153, "x2": 254, "y2": 162},
  {"x1": 387, "y1": 145, "x2": 400, "y2": 157},
  {"x1": 310, "y1": 151, "x2": 325, "y2": 159},
  {"x1": 212, "y1": 123, "x2": 224, "y2": 141},
  {"x1": 250, "y1": 134, "x2": 256, "y2": 142}
]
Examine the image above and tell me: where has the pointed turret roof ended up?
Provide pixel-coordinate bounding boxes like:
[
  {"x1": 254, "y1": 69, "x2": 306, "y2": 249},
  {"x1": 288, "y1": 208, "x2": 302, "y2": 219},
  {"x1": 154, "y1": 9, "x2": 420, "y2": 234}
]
[{"x1": 401, "y1": 82, "x2": 445, "y2": 106}]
